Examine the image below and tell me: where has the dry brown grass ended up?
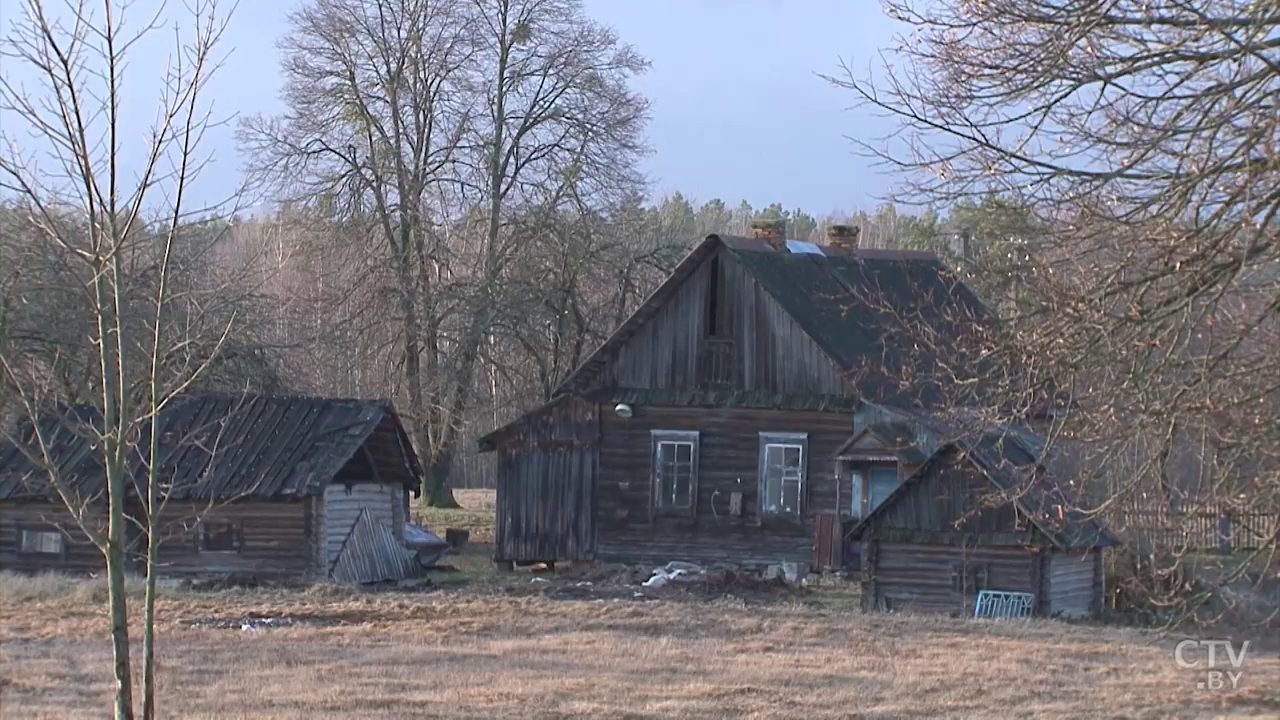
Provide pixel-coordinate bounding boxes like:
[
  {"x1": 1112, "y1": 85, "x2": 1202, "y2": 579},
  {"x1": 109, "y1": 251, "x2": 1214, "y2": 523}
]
[
  {"x1": 3, "y1": 494, "x2": 1278, "y2": 718},
  {"x1": 2, "y1": 570, "x2": 1279, "y2": 720}
]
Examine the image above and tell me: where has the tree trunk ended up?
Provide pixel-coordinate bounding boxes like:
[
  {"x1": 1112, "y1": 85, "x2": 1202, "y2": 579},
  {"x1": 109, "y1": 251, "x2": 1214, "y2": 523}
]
[
  {"x1": 105, "y1": 480, "x2": 135, "y2": 720},
  {"x1": 141, "y1": 530, "x2": 157, "y2": 720},
  {"x1": 424, "y1": 447, "x2": 458, "y2": 508}
]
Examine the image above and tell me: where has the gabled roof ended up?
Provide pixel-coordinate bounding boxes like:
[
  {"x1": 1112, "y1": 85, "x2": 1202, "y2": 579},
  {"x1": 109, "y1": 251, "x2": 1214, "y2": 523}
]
[
  {"x1": 147, "y1": 393, "x2": 420, "y2": 500},
  {"x1": 0, "y1": 393, "x2": 421, "y2": 501},
  {"x1": 847, "y1": 404, "x2": 1119, "y2": 549},
  {"x1": 834, "y1": 423, "x2": 931, "y2": 464},
  {"x1": 557, "y1": 234, "x2": 990, "y2": 405}
]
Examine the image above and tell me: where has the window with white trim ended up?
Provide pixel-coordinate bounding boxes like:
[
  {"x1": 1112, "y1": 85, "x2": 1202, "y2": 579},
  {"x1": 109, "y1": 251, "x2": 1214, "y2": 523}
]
[
  {"x1": 652, "y1": 430, "x2": 699, "y2": 516},
  {"x1": 20, "y1": 529, "x2": 64, "y2": 555},
  {"x1": 760, "y1": 432, "x2": 807, "y2": 517}
]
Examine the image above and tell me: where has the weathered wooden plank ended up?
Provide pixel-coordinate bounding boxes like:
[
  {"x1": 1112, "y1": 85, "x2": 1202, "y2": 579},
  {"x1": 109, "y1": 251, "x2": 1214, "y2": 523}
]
[
  {"x1": 872, "y1": 542, "x2": 1037, "y2": 615},
  {"x1": 603, "y1": 249, "x2": 849, "y2": 394},
  {"x1": 1046, "y1": 548, "x2": 1099, "y2": 618}
]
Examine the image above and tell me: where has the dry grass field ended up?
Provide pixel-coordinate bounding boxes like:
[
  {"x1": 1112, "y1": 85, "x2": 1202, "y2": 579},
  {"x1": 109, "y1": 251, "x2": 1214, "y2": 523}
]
[{"x1": 2, "y1": 490, "x2": 1278, "y2": 719}]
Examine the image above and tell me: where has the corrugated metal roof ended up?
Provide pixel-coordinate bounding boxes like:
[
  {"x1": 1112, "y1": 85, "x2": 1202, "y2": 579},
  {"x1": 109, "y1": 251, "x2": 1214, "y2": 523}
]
[{"x1": 0, "y1": 394, "x2": 420, "y2": 501}]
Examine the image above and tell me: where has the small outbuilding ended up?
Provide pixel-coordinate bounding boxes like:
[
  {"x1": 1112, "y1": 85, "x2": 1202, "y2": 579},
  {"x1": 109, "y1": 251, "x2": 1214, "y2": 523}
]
[
  {"x1": 845, "y1": 408, "x2": 1118, "y2": 619},
  {"x1": 0, "y1": 393, "x2": 442, "y2": 583}
]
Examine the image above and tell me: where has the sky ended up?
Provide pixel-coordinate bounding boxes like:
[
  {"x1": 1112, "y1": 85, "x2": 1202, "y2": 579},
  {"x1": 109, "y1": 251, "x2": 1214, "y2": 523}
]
[{"x1": 1, "y1": 0, "x2": 903, "y2": 215}]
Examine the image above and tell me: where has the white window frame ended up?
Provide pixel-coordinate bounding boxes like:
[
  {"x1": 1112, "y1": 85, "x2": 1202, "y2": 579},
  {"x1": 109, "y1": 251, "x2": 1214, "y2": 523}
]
[
  {"x1": 759, "y1": 432, "x2": 808, "y2": 518},
  {"x1": 651, "y1": 430, "x2": 699, "y2": 517},
  {"x1": 20, "y1": 529, "x2": 65, "y2": 555}
]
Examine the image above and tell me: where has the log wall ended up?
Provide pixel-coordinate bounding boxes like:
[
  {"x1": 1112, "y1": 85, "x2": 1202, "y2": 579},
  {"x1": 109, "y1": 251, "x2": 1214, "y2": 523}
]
[
  {"x1": 0, "y1": 502, "x2": 105, "y2": 574},
  {"x1": 596, "y1": 405, "x2": 851, "y2": 567}
]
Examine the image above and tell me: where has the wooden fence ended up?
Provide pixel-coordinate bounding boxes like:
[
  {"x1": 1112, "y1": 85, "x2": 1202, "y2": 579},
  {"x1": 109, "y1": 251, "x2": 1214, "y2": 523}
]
[{"x1": 1118, "y1": 506, "x2": 1280, "y2": 552}]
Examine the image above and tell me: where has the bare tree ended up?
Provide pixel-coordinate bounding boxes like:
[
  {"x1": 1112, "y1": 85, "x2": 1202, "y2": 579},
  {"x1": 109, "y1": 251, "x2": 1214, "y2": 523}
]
[
  {"x1": 243, "y1": 0, "x2": 648, "y2": 503},
  {"x1": 826, "y1": 0, "x2": 1280, "y2": 626},
  {"x1": 241, "y1": 0, "x2": 474, "y2": 506},
  {"x1": 0, "y1": 0, "x2": 239, "y2": 716}
]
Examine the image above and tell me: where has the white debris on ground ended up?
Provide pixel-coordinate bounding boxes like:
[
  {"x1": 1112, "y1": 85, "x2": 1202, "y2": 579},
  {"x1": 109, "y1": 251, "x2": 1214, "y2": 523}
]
[
  {"x1": 189, "y1": 614, "x2": 344, "y2": 631},
  {"x1": 641, "y1": 561, "x2": 707, "y2": 588}
]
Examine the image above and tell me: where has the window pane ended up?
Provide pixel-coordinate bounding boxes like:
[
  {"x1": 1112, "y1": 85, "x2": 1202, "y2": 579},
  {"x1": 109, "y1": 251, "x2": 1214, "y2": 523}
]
[
  {"x1": 676, "y1": 443, "x2": 691, "y2": 463},
  {"x1": 782, "y1": 479, "x2": 801, "y2": 513},
  {"x1": 784, "y1": 446, "x2": 801, "y2": 467},
  {"x1": 674, "y1": 468, "x2": 690, "y2": 507},
  {"x1": 21, "y1": 531, "x2": 62, "y2": 554},
  {"x1": 658, "y1": 461, "x2": 675, "y2": 506},
  {"x1": 764, "y1": 464, "x2": 783, "y2": 512}
]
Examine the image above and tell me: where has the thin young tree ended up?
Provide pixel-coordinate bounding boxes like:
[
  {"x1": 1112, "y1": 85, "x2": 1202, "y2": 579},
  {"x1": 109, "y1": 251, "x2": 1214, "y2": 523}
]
[{"x1": 0, "y1": 0, "x2": 237, "y2": 716}]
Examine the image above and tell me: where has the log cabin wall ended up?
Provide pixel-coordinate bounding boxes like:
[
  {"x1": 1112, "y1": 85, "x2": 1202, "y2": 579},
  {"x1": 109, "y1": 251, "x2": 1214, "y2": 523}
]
[
  {"x1": 866, "y1": 542, "x2": 1038, "y2": 615},
  {"x1": 602, "y1": 249, "x2": 849, "y2": 394},
  {"x1": 0, "y1": 502, "x2": 105, "y2": 574},
  {"x1": 595, "y1": 404, "x2": 851, "y2": 567},
  {"x1": 493, "y1": 396, "x2": 599, "y2": 563},
  {"x1": 149, "y1": 500, "x2": 316, "y2": 580}
]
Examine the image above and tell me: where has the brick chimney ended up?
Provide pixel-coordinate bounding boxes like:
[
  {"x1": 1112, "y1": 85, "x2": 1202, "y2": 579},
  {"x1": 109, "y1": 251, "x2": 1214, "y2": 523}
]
[
  {"x1": 826, "y1": 224, "x2": 861, "y2": 250},
  {"x1": 750, "y1": 219, "x2": 787, "y2": 250}
]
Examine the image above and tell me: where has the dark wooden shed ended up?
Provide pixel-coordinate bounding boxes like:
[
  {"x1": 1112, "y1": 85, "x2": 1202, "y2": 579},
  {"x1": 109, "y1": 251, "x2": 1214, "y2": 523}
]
[
  {"x1": 0, "y1": 394, "x2": 429, "y2": 583},
  {"x1": 479, "y1": 227, "x2": 998, "y2": 571},
  {"x1": 846, "y1": 414, "x2": 1118, "y2": 618}
]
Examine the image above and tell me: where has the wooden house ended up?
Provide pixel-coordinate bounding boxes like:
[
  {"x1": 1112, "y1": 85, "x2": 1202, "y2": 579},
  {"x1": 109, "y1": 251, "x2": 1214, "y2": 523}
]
[
  {"x1": 0, "y1": 394, "x2": 437, "y2": 583},
  {"x1": 478, "y1": 222, "x2": 996, "y2": 570},
  {"x1": 845, "y1": 403, "x2": 1118, "y2": 618}
]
